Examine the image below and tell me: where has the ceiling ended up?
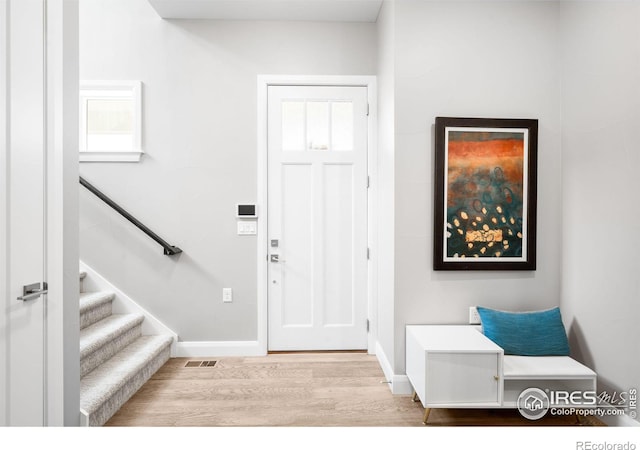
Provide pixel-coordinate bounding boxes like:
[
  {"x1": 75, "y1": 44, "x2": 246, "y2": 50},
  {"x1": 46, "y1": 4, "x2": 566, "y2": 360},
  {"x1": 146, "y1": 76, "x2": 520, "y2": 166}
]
[{"x1": 147, "y1": 0, "x2": 384, "y2": 22}]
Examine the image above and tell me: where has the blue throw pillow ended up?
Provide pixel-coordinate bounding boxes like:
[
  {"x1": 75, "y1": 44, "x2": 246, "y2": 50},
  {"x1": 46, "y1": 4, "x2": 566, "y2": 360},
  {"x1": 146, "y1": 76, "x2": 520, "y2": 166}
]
[{"x1": 476, "y1": 306, "x2": 570, "y2": 356}]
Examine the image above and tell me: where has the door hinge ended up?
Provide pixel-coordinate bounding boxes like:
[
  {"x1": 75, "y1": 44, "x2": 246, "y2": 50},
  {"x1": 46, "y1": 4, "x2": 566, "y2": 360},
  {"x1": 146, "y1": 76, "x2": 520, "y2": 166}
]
[
  {"x1": 367, "y1": 247, "x2": 370, "y2": 260},
  {"x1": 366, "y1": 319, "x2": 370, "y2": 332},
  {"x1": 367, "y1": 175, "x2": 370, "y2": 188},
  {"x1": 366, "y1": 103, "x2": 370, "y2": 116}
]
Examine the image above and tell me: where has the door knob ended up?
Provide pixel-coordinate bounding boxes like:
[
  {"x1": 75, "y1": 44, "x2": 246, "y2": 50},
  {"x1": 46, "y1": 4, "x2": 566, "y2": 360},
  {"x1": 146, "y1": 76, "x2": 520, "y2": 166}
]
[{"x1": 270, "y1": 255, "x2": 286, "y2": 263}]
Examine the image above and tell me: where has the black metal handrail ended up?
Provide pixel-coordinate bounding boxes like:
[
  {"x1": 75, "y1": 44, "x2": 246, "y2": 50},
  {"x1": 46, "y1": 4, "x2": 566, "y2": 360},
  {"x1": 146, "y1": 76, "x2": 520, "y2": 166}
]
[{"x1": 79, "y1": 176, "x2": 182, "y2": 256}]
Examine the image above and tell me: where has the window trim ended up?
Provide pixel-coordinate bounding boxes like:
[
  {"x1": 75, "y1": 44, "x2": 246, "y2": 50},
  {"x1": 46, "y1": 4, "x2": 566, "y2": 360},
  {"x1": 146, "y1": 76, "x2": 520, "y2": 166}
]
[{"x1": 79, "y1": 80, "x2": 143, "y2": 162}]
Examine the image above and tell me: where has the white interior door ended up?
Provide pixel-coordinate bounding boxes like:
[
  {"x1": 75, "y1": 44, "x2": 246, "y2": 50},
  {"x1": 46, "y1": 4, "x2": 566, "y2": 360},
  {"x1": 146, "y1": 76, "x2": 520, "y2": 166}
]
[
  {"x1": 267, "y1": 85, "x2": 368, "y2": 351},
  {"x1": 1, "y1": 0, "x2": 47, "y2": 426}
]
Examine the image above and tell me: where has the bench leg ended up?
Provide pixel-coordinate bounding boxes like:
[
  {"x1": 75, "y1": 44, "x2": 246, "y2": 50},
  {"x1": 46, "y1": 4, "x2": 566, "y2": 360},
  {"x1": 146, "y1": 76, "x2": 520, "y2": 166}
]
[
  {"x1": 412, "y1": 391, "x2": 419, "y2": 402},
  {"x1": 423, "y1": 408, "x2": 432, "y2": 425}
]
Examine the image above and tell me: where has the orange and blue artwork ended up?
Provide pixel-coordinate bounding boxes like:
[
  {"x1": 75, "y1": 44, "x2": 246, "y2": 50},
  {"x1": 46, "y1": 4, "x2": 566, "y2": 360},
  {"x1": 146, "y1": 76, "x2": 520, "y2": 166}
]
[{"x1": 444, "y1": 129, "x2": 528, "y2": 260}]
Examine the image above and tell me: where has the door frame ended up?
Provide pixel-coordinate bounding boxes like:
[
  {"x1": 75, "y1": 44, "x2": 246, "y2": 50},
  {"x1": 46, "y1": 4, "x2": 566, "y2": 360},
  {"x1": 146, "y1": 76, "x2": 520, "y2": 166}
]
[
  {"x1": 44, "y1": 0, "x2": 80, "y2": 426},
  {"x1": 0, "y1": 0, "x2": 8, "y2": 426},
  {"x1": 256, "y1": 75, "x2": 378, "y2": 355}
]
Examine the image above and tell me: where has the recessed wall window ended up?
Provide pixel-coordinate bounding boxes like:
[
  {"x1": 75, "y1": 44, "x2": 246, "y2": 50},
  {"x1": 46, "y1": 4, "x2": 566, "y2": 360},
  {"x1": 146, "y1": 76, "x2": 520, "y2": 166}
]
[{"x1": 80, "y1": 81, "x2": 142, "y2": 162}]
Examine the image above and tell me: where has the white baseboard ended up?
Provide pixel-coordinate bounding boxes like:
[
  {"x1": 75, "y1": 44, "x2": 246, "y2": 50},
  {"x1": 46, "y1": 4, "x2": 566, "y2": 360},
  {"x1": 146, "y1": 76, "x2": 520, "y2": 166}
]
[
  {"x1": 176, "y1": 340, "x2": 264, "y2": 357},
  {"x1": 80, "y1": 410, "x2": 89, "y2": 427},
  {"x1": 79, "y1": 260, "x2": 179, "y2": 356},
  {"x1": 375, "y1": 341, "x2": 393, "y2": 386},
  {"x1": 391, "y1": 374, "x2": 413, "y2": 395},
  {"x1": 375, "y1": 341, "x2": 413, "y2": 395}
]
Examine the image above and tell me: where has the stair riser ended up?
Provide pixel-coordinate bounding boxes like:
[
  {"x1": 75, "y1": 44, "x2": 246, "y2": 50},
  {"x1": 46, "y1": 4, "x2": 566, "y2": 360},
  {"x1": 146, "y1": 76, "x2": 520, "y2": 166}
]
[
  {"x1": 87, "y1": 345, "x2": 171, "y2": 426},
  {"x1": 81, "y1": 325, "x2": 142, "y2": 378},
  {"x1": 80, "y1": 301, "x2": 113, "y2": 330}
]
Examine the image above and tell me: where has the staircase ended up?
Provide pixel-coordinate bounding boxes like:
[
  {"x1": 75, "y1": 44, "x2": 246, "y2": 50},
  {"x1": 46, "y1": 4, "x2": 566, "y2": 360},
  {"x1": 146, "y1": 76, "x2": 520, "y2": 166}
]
[{"x1": 79, "y1": 269, "x2": 174, "y2": 426}]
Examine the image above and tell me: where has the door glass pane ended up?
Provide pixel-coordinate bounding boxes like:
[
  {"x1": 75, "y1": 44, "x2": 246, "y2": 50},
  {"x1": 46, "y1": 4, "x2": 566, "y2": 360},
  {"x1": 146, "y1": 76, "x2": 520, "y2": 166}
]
[
  {"x1": 331, "y1": 102, "x2": 354, "y2": 151},
  {"x1": 282, "y1": 101, "x2": 305, "y2": 151},
  {"x1": 307, "y1": 101, "x2": 329, "y2": 150}
]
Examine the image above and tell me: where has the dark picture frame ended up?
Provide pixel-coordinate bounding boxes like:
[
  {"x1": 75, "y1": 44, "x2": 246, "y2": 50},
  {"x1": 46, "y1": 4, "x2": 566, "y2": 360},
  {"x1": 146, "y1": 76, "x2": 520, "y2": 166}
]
[{"x1": 434, "y1": 117, "x2": 538, "y2": 271}]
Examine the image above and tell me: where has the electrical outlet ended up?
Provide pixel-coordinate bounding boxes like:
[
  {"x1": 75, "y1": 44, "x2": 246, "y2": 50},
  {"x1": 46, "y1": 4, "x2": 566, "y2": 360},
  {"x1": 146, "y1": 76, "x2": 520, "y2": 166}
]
[
  {"x1": 223, "y1": 288, "x2": 233, "y2": 303},
  {"x1": 469, "y1": 306, "x2": 481, "y2": 325}
]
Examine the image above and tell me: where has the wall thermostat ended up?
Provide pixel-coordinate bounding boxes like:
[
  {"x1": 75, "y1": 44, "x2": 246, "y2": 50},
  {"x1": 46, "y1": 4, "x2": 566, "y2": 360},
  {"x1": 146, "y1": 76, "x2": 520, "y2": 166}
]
[{"x1": 236, "y1": 204, "x2": 257, "y2": 219}]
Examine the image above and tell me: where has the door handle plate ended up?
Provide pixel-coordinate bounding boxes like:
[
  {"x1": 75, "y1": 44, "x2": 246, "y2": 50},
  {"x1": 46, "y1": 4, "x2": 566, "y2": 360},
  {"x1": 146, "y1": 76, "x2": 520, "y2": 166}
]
[{"x1": 17, "y1": 282, "x2": 48, "y2": 301}]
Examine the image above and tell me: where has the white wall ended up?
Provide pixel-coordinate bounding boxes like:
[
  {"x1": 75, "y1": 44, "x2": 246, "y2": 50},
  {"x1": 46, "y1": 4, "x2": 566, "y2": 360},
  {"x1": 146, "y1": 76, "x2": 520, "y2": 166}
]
[
  {"x1": 392, "y1": 0, "x2": 563, "y2": 373},
  {"x1": 375, "y1": 0, "x2": 396, "y2": 377},
  {"x1": 79, "y1": 0, "x2": 377, "y2": 342},
  {"x1": 560, "y1": 1, "x2": 640, "y2": 404}
]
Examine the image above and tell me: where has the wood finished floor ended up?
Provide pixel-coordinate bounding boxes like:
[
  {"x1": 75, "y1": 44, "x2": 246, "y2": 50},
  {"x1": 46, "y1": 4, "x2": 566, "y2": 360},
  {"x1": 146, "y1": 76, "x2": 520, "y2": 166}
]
[{"x1": 105, "y1": 353, "x2": 605, "y2": 427}]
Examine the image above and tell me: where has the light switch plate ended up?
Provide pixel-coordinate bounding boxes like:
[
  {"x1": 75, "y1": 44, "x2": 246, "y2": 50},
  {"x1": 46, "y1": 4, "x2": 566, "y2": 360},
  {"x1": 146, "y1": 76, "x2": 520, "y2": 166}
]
[
  {"x1": 223, "y1": 288, "x2": 232, "y2": 303},
  {"x1": 237, "y1": 221, "x2": 257, "y2": 235}
]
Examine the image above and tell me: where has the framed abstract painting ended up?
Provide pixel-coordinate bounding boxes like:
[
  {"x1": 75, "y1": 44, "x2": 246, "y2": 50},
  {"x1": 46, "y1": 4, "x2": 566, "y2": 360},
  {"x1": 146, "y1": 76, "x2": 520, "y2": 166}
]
[{"x1": 433, "y1": 117, "x2": 538, "y2": 270}]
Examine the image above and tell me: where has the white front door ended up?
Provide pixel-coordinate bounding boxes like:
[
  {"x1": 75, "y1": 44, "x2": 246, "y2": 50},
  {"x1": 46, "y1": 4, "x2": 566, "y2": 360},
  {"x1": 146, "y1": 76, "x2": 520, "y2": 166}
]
[
  {"x1": 267, "y1": 85, "x2": 368, "y2": 351},
  {"x1": 1, "y1": 0, "x2": 47, "y2": 426}
]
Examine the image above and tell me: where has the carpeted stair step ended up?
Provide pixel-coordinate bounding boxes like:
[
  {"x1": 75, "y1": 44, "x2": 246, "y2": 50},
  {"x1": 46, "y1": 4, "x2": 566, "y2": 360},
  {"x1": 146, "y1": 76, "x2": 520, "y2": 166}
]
[
  {"x1": 80, "y1": 335, "x2": 173, "y2": 427},
  {"x1": 80, "y1": 291, "x2": 115, "y2": 330},
  {"x1": 80, "y1": 313, "x2": 144, "y2": 377}
]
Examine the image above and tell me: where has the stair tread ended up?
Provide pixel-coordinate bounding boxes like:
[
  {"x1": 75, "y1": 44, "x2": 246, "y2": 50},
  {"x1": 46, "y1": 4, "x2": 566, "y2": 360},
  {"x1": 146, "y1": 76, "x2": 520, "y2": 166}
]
[
  {"x1": 80, "y1": 291, "x2": 115, "y2": 314},
  {"x1": 80, "y1": 313, "x2": 144, "y2": 359},
  {"x1": 80, "y1": 335, "x2": 173, "y2": 414}
]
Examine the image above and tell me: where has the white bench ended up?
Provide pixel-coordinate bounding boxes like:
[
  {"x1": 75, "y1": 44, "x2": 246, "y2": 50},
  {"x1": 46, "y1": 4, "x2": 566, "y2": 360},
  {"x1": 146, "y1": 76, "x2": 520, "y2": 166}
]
[
  {"x1": 405, "y1": 325, "x2": 597, "y2": 424},
  {"x1": 502, "y1": 355, "x2": 596, "y2": 408}
]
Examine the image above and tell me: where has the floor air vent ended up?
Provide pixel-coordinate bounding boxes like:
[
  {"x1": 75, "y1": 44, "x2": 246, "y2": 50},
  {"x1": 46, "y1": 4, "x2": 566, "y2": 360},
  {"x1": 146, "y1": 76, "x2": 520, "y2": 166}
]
[{"x1": 185, "y1": 360, "x2": 217, "y2": 368}]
